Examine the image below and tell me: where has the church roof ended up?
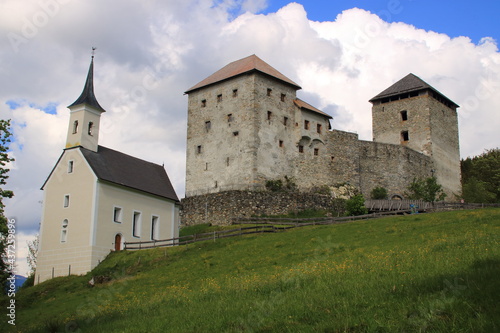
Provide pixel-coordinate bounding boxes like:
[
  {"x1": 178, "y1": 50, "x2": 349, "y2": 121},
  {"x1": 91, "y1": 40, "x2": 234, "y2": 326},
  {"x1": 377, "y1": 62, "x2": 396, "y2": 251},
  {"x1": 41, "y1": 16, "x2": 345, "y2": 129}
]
[
  {"x1": 185, "y1": 54, "x2": 301, "y2": 93},
  {"x1": 294, "y1": 98, "x2": 332, "y2": 119},
  {"x1": 369, "y1": 73, "x2": 459, "y2": 107},
  {"x1": 68, "y1": 57, "x2": 106, "y2": 112},
  {"x1": 81, "y1": 146, "x2": 179, "y2": 202}
]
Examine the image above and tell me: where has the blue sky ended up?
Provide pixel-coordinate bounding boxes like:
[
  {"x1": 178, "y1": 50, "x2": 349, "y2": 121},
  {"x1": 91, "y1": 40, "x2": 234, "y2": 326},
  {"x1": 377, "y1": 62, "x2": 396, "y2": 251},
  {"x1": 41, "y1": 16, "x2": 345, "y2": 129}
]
[{"x1": 263, "y1": 0, "x2": 500, "y2": 44}]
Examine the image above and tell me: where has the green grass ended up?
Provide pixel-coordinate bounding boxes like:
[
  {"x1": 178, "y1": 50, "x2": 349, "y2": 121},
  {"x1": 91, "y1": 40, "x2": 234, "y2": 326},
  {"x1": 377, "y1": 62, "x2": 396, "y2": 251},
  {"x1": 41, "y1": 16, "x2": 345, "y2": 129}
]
[{"x1": 4, "y1": 209, "x2": 500, "y2": 332}]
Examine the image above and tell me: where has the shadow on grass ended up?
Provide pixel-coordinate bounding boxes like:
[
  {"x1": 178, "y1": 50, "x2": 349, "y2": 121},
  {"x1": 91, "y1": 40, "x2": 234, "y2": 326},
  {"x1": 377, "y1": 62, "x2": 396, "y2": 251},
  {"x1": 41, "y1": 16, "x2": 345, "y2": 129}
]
[{"x1": 404, "y1": 258, "x2": 500, "y2": 332}]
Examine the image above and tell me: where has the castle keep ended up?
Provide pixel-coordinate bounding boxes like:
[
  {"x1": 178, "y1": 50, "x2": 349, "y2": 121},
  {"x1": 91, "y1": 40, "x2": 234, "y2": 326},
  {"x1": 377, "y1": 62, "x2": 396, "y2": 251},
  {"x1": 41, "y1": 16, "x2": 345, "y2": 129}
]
[{"x1": 182, "y1": 55, "x2": 461, "y2": 224}]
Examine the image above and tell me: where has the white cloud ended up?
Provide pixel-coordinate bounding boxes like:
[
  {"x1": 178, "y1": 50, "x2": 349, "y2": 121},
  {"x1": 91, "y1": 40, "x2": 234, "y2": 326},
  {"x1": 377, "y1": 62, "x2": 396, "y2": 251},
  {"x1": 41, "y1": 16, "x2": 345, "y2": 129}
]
[{"x1": 1, "y1": 1, "x2": 499, "y2": 275}]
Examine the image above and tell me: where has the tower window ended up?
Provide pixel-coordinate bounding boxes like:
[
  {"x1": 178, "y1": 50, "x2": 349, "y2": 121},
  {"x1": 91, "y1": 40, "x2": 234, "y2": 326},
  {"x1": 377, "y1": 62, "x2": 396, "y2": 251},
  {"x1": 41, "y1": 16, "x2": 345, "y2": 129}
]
[
  {"x1": 283, "y1": 117, "x2": 288, "y2": 126},
  {"x1": 314, "y1": 148, "x2": 319, "y2": 156},
  {"x1": 113, "y1": 207, "x2": 122, "y2": 223},
  {"x1": 226, "y1": 157, "x2": 230, "y2": 166},
  {"x1": 233, "y1": 89, "x2": 238, "y2": 97},
  {"x1": 304, "y1": 120, "x2": 310, "y2": 130},
  {"x1": 201, "y1": 99, "x2": 206, "y2": 107},
  {"x1": 63, "y1": 195, "x2": 70, "y2": 208},
  {"x1": 280, "y1": 93, "x2": 286, "y2": 102},
  {"x1": 317, "y1": 124, "x2": 322, "y2": 134},
  {"x1": 233, "y1": 131, "x2": 239, "y2": 136},
  {"x1": 197, "y1": 145, "x2": 202, "y2": 154},
  {"x1": 298, "y1": 145, "x2": 304, "y2": 153},
  {"x1": 267, "y1": 88, "x2": 272, "y2": 96},
  {"x1": 217, "y1": 94, "x2": 222, "y2": 102},
  {"x1": 60, "y1": 219, "x2": 68, "y2": 243},
  {"x1": 227, "y1": 114, "x2": 234, "y2": 122},
  {"x1": 267, "y1": 111, "x2": 272, "y2": 121},
  {"x1": 132, "y1": 211, "x2": 142, "y2": 237},
  {"x1": 401, "y1": 131, "x2": 409, "y2": 142},
  {"x1": 68, "y1": 160, "x2": 74, "y2": 173},
  {"x1": 401, "y1": 110, "x2": 408, "y2": 121},
  {"x1": 279, "y1": 140, "x2": 284, "y2": 148},
  {"x1": 88, "y1": 122, "x2": 94, "y2": 135},
  {"x1": 72, "y1": 120, "x2": 79, "y2": 134},
  {"x1": 205, "y1": 121, "x2": 211, "y2": 132}
]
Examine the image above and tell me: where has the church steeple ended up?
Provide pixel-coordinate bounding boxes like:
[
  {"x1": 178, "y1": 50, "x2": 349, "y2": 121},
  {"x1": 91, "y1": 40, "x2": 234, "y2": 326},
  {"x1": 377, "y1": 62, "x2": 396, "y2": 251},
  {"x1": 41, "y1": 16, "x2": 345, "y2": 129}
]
[{"x1": 66, "y1": 50, "x2": 105, "y2": 152}]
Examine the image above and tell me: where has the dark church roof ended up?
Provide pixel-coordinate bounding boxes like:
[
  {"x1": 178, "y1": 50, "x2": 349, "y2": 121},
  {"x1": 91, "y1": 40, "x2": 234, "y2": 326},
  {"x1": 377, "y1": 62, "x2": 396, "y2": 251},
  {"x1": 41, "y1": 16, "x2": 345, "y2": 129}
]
[
  {"x1": 68, "y1": 57, "x2": 106, "y2": 112},
  {"x1": 42, "y1": 146, "x2": 179, "y2": 202},
  {"x1": 81, "y1": 146, "x2": 179, "y2": 202},
  {"x1": 369, "y1": 73, "x2": 459, "y2": 108},
  {"x1": 185, "y1": 54, "x2": 301, "y2": 93}
]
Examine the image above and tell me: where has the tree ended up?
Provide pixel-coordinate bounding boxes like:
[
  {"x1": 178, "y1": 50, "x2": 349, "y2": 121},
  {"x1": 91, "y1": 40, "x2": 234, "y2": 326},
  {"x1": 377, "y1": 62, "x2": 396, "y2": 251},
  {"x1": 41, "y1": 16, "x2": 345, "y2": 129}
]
[
  {"x1": 0, "y1": 119, "x2": 15, "y2": 291},
  {"x1": 370, "y1": 186, "x2": 388, "y2": 199},
  {"x1": 345, "y1": 194, "x2": 368, "y2": 216},
  {"x1": 27, "y1": 235, "x2": 39, "y2": 276},
  {"x1": 461, "y1": 148, "x2": 500, "y2": 203},
  {"x1": 406, "y1": 176, "x2": 446, "y2": 202}
]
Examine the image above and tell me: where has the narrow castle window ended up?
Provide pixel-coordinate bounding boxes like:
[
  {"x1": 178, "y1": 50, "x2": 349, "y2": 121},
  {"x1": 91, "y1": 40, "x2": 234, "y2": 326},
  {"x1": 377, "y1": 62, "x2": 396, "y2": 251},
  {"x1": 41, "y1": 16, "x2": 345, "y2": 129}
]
[
  {"x1": 217, "y1": 94, "x2": 222, "y2": 102},
  {"x1": 304, "y1": 120, "x2": 310, "y2": 130},
  {"x1": 280, "y1": 93, "x2": 286, "y2": 102},
  {"x1": 205, "y1": 162, "x2": 208, "y2": 171},
  {"x1": 88, "y1": 121, "x2": 94, "y2": 135},
  {"x1": 226, "y1": 157, "x2": 230, "y2": 166},
  {"x1": 205, "y1": 121, "x2": 211, "y2": 132},
  {"x1": 314, "y1": 148, "x2": 319, "y2": 156},
  {"x1": 298, "y1": 145, "x2": 304, "y2": 153},
  {"x1": 227, "y1": 114, "x2": 234, "y2": 122},
  {"x1": 197, "y1": 145, "x2": 202, "y2": 154},
  {"x1": 283, "y1": 117, "x2": 288, "y2": 126},
  {"x1": 401, "y1": 110, "x2": 408, "y2": 121},
  {"x1": 317, "y1": 124, "x2": 322, "y2": 134},
  {"x1": 401, "y1": 130, "x2": 409, "y2": 142},
  {"x1": 64, "y1": 195, "x2": 70, "y2": 208},
  {"x1": 279, "y1": 140, "x2": 284, "y2": 148},
  {"x1": 113, "y1": 207, "x2": 122, "y2": 223},
  {"x1": 132, "y1": 211, "x2": 142, "y2": 238},
  {"x1": 68, "y1": 160, "x2": 74, "y2": 173},
  {"x1": 201, "y1": 99, "x2": 207, "y2": 107},
  {"x1": 72, "y1": 120, "x2": 79, "y2": 134},
  {"x1": 60, "y1": 219, "x2": 68, "y2": 243},
  {"x1": 233, "y1": 131, "x2": 239, "y2": 136},
  {"x1": 267, "y1": 88, "x2": 272, "y2": 96},
  {"x1": 267, "y1": 111, "x2": 272, "y2": 121},
  {"x1": 233, "y1": 89, "x2": 238, "y2": 97}
]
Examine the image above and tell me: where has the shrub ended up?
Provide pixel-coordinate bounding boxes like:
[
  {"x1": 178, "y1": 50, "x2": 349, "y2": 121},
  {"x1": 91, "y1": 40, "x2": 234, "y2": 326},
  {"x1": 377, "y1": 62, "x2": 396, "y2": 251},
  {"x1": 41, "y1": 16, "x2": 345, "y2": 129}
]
[
  {"x1": 406, "y1": 176, "x2": 446, "y2": 202},
  {"x1": 345, "y1": 194, "x2": 368, "y2": 216},
  {"x1": 370, "y1": 186, "x2": 388, "y2": 199}
]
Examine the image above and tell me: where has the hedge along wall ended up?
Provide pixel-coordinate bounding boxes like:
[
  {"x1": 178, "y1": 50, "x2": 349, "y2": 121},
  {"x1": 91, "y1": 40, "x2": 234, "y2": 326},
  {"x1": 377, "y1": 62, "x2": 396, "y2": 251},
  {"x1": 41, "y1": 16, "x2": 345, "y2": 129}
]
[{"x1": 180, "y1": 190, "x2": 337, "y2": 225}]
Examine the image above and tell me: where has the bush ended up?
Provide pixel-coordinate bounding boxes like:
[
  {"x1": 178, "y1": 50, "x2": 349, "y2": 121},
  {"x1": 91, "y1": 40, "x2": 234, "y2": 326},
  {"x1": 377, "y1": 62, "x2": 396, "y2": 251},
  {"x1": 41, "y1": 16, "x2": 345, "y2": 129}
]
[
  {"x1": 370, "y1": 186, "x2": 388, "y2": 199},
  {"x1": 406, "y1": 176, "x2": 446, "y2": 202},
  {"x1": 345, "y1": 194, "x2": 368, "y2": 216},
  {"x1": 265, "y1": 179, "x2": 283, "y2": 192}
]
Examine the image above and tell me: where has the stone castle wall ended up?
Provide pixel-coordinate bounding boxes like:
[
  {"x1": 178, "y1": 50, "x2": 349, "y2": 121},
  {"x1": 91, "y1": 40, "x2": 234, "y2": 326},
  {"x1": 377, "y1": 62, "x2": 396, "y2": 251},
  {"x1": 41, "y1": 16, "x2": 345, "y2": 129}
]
[{"x1": 180, "y1": 190, "x2": 337, "y2": 225}]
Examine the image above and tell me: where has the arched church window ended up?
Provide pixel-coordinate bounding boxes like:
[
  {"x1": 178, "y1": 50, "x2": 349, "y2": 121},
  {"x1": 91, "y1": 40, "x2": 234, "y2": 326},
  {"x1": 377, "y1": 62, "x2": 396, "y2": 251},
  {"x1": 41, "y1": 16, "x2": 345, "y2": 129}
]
[
  {"x1": 61, "y1": 219, "x2": 68, "y2": 242},
  {"x1": 72, "y1": 120, "x2": 79, "y2": 134},
  {"x1": 88, "y1": 122, "x2": 94, "y2": 136}
]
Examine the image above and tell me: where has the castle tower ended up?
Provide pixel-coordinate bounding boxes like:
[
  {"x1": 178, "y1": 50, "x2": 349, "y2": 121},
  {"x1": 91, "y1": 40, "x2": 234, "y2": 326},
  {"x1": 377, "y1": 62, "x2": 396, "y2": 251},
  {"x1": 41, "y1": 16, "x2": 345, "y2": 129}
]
[
  {"x1": 369, "y1": 73, "x2": 461, "y2": 198},
  {"x1": 65, "y1": 55, "x2": 105, "y2": 152},
  {"x1": 185, "y1": 55, "x2": 312, "y2": 196}
]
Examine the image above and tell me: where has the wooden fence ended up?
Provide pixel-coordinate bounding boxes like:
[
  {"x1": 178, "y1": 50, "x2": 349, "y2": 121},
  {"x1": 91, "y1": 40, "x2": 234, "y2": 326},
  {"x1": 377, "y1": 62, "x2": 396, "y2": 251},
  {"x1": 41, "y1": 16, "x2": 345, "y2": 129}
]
[{"x1": 124, "y1": 201, "x2": 500, "y2": 250}]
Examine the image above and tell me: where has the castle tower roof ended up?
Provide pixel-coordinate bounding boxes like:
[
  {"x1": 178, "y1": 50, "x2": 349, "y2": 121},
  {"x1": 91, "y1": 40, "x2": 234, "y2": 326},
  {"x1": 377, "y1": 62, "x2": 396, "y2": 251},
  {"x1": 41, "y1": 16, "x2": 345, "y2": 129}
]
[
  {"x1": 185, "y1": 54, "x2": 301, "y2": 93},
  {"x1": 68, "y1": 57, "x2": 106, "y2": 112},
  {"x1": 369, "y1": 73, "x2": 459, "y2": 108}
]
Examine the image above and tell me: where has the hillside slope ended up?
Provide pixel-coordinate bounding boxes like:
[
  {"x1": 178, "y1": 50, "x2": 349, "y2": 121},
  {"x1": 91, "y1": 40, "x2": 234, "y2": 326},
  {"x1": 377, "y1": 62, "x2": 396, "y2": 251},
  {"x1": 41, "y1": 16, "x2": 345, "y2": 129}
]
[{"x1": 5, "y1": 209, "x2": 500, "y2": 332}]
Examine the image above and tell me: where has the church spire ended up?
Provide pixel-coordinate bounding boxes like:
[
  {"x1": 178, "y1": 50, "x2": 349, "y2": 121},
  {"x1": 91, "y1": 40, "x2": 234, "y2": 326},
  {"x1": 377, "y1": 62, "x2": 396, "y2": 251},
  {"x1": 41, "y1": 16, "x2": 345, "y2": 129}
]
[{"x1": 68, "y1": 48, "x2": 106, "y2": 112}]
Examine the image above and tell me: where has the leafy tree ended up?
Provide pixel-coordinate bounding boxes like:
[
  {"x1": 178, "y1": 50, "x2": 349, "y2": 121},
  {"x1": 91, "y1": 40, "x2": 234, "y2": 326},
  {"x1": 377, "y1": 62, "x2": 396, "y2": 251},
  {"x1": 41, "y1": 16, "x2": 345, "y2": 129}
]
[
  {"x1": 370, "y1": 186, "x2": 388, "y2": 199},
  {"x1": 345, "y1": 194, "x2": 368, "y2": 216},
  {"x1": 27, "y1": 234, "x2": 39, "y2": 276},
  {"x1": 406, "y1": 176, "x2": 446, "y2": 202},
  {"x1": 461, "y1": 148, "x2": 500, "y2": 203},
  {"x1": 0, "y1": 119, "x2": 15, "y2": 291}
]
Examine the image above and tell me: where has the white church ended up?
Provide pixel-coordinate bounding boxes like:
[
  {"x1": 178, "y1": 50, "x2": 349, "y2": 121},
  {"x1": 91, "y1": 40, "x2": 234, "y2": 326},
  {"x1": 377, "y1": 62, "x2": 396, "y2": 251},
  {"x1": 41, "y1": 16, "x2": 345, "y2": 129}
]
[{"x1": 35, "y1": 56, "x2": 180, "y2": 284}]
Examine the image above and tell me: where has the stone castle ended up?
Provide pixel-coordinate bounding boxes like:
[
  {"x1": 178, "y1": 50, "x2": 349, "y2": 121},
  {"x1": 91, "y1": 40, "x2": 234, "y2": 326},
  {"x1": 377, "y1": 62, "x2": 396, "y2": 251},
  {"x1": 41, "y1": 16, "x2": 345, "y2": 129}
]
[{"x1": 181, "y1": 55, "x2": 461, "y2": 224}]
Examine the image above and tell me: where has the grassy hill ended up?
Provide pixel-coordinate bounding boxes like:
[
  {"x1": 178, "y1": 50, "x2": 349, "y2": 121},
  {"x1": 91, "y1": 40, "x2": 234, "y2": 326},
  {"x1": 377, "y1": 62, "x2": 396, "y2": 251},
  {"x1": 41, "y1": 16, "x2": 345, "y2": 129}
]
[{"x1": 4, "y1": 209, "x2": 500, "y2": 332}]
